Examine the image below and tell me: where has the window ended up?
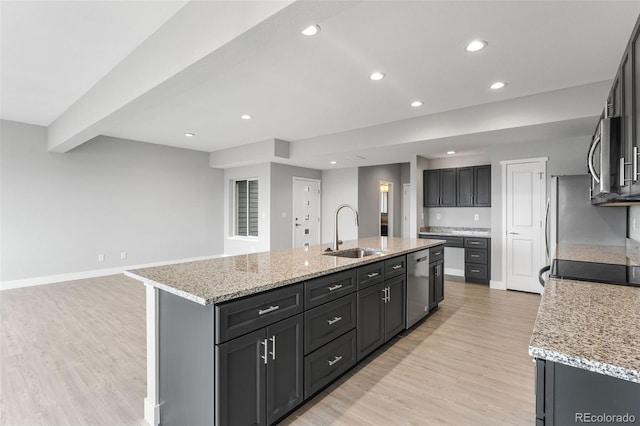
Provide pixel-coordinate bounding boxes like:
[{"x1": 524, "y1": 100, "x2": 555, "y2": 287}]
[{"x1": 235, "y1": 179, "x2": 258, "y2": 237}]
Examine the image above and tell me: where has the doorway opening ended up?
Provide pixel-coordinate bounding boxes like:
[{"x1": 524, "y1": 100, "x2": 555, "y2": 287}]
[{"x1": 379, "y1": 181, "x2": 393, "y2": 237}]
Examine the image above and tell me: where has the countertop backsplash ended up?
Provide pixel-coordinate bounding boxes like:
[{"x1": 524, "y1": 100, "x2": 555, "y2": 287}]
[{"x1": 425, "y1": 207, "x2": 491, "y2": 228}]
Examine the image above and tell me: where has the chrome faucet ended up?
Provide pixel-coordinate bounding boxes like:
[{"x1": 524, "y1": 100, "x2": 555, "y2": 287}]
[{"x1": 333, "y1": 204, "x2": 359, "y2": 251}]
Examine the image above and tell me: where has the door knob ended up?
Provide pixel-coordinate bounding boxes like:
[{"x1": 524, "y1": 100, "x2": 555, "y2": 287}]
[{"x1": 508, "y1": 231, "x2": 519, "y2": 235}]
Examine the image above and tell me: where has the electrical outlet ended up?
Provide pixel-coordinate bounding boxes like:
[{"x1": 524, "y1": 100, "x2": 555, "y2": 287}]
[
  {"x1": 98, "y1": 254, "x2": 104, "y2": 262},
  {"x1": 281, "y1": 212, "x2": 286, "y2": 218},
  {"x1": 121, "y1": 251, "x2": 127, "y2": 260},
  {"x1": 474, "y1": 214, "x2": 479, "y2": 221},
  {"x1": 436, "y1": 213, "x2": 441, "y2": 220}
]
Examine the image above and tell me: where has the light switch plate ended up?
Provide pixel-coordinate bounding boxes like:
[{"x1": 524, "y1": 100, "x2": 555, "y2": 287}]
[
  {"x1": 474, "y1": 214, "x2": 479, "y2": 221},
  {"x1": 436, "y1": 213, "x2": 441, "y2": 220}
]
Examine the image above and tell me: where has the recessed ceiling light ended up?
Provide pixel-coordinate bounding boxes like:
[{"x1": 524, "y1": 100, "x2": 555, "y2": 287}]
[
  {"x1": 490, "y1": 81, "x2": 507, "y2": 90},
  {"x1": 369, "y1": 72, "x2": 386, "y2": 81},
  {"x1": 184, "y1": 132, "x2": 195, "y2": 137},
  {"x1": 465, "y1": 40, "x2": 487, "y2": 52},
  {"x1": 330, "y1": 161, "x2": 337, "y2": 165},
  {"x1": 411, "y1": 101, "x2": 423, "y2": 107},
  {"x1": 447, "y1": 150, "x2": 456, "y2": 155},
  {"x1": 241, "y1": 114, "x2": 252, "y2": 120},
  {"x1": 301, "y1": 25, "x2": 320, "y2": 36}
]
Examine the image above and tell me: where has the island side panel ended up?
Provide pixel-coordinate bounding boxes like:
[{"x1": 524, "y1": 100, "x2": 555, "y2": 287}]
[{"x1": 159, "y1": 289, "x2": 215, "y2": 425}]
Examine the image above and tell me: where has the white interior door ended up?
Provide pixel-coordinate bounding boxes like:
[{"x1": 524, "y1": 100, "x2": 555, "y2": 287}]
[
  {"x1": 402, "y1": 183, "x2": 411, "y2": 238},
  {"x1": 293, "y1": 178, "x2": 321, "y2": 248},
  {"x1": 505, "y1": 161, "x2": 545, "y2": 293}
]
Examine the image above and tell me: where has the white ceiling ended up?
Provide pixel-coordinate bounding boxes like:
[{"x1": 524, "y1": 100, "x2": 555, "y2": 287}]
[{"x1": 2, "y1": 1, "x2": 639, "y2": 169}]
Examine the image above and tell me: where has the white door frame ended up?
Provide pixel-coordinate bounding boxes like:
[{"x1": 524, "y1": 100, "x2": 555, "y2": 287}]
[
  {"x1": 292, "y1": 177, "x2": 321, "y2": 248},
  {"x1": 500, "y1": 157, "x2": 548, "y2": 292},
  {"x1": 402, "y1": 183, "x2": 411, "y2": 238}
]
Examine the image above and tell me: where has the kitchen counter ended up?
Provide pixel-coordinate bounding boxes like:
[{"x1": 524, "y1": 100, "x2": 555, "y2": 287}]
[
  {"x1": 529, "y1": 277, "x2": 640, "y2": 383},
  {"x1": 554, "y1": 242, "x2": 640, "y2": 266},
  {"x1": 125, "y1": 236, "x2": 444, "y2": 305},
  {"x1": 418, "y1": 226, "x2": 491, "y2": 238}
]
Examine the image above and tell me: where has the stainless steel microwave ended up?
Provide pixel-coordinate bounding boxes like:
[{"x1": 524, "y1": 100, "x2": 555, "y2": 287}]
[{"x1": 588, "y1": 116, "x2": 621, "y2": 200}]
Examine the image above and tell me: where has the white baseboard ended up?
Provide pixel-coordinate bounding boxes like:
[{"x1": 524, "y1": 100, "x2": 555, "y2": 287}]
[
  {"x1": 0, "y1": 254, "x2": 227, "y2": 291},
  {"x1": 444, "y1": 267, "x2": 464, "y2": 277},
  {"x1": 490, "y1": 280, "x2": 506, "y2": 290},
  {"x1": 144, "y1": 397, "x2": 160, "y2": 426}
]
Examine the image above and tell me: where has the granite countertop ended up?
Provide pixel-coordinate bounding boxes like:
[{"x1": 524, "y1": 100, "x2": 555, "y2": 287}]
[
  {"x1": 554, "y1": 243, "x2": 640, "y2": 266},
  {"x1": 125, "y1": 237, "x2": 444, "y2": 306},
  {"x1": 529, "y1": 277, "x2": 640, "y2": 383},
  {"x1": 418, "y1": 226, "x2": 491, "y2": 238}
]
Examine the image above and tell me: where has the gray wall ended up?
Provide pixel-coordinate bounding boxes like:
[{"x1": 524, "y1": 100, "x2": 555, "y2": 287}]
[
  {"x1": 270, "y1": 163, "x2": 321, "y2": 251},
  {"x1": 489, "y1": 135, "x2": 591, "y2": 283},
  {"x1": 321, "y1": 168, "x2": 358, "y2": 244},
  {"x1": 427, "y1": 207, "x2": 491, "y2": 228},
  {"x1": 630, "y1": 206, "x2": 640, "y2": 242},
  {"x1": 358, "y1": 164, "x2": 402, "y2": 238},
  {"x1": 1, "y1": 120, "x2": 224, "y2": 282}
]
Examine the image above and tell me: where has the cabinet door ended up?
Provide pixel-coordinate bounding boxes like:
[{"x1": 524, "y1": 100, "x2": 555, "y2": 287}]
[
  {"x1": 428, "y1": 262, "x2": 437, "y2": 310},
  {"x1": 435, "y1": 259, "x2": 444, "y2": 304},
  {"x1": 440, "y1": 169, "x2": 457, "y2": 206},
  {"x1": 384, "y1": 276, "x2": 406, "y2": 342},
  {"x1": 620, "y1": 50, "x2": 633, "y2": 195},
  {"x1": 215, "y1": 329, "x2": 267, "y2": 426},
  {"x1": 356, "y1": 282, "x2": 385, "y2": 360},
  {"x1": 424, "y1": 169, "x2": 440, "y2": 207},
  {"x1": 633, "y1": 26, "x2": 640, "y2": 195},
  {"x1": 473, "y1": 165, "x2": 492, "y2": 206},
  {"x1": 456, "y1": 167, "x2": 474, "y2": 206},
  {"x1": 266, "y1": 314, "x2": 303, "y2": 425}
]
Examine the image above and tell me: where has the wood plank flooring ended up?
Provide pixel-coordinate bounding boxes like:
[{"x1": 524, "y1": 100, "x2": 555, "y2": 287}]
[{"x1": 0, "y1": 276, "x2": 540, "y2": 425}]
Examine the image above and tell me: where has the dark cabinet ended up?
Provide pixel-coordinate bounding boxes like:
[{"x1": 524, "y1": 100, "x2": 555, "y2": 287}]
[
  {"x1": 429, "y1": 259, "x2": 444, "y2": 309},
  {"x1": 456, "y1": 166, "x2": 491, "y2": 207},
  {"x1": 425, "y1": 165, "x2": 491, "y2": 207},
  {"x1": 356, "y1": 275, "x2": 406, "y2": 360},
  {"x1": 464, "y1": 237, "x2": 491, "y2": 285},
  {"x1": 423, "y1": 169, "x2": 456, "y2": 207},
  {"x1": 215, "y1": 314, "x2": 303, "y2": 426}
]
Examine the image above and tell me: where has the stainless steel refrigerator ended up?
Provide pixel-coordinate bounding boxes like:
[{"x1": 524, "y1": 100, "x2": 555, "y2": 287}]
[{"x1": 547, "y1": 174, "x2": 626, "y2": 263}]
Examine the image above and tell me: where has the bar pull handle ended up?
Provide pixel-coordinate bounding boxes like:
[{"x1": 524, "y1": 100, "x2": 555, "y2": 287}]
[
  {"x1": 471, "y1": 269, "x2": 480, "y2": 273},
  {"x1": 328, "y1": 355, "x2": 343, "y2": 366},
  {"x1": 367, "y1": 272, "x2": 380, "y2": 279},
  {"x1": 261, "y1": 339, "x2": 268, "y2": 364},
  {"x1": 269, "y1": 335, "x2": 276, "y2": 360},
  {"x1": 392, "y1": 264, "x2": 403, "y2": 270},
  {"x1": 327, "y1": 284, "x2": 343, "y2": 291},
  {"x1": 258, "y1": 305, "x2": 280, "y2": 315},
  {"x1": 470, "y1": 254, "x2": 480, "y2": 258},
  {"x1": 327, "y1": 316, "x2": 342, "y2": 325},
  {"x1": 635, "y1": 147, "x2": 639, "y2": 181},
  {"x1": 620, "y1": 157, "x2": 633, "y2": 187}
]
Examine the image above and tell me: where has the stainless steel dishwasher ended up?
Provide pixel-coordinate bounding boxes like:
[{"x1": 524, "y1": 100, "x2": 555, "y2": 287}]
[{"x1": 406, "y1": 248, "x2": 430, "y2": 328}]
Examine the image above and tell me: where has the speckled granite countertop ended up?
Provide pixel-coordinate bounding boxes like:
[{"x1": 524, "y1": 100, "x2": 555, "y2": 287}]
[
  {"x1": 418, "y1": 226, "x2": 491, "y2": 238},
  {"x1": 529, "y1": 277, "x2": 640, "y2": 383},
  {"x1": 125, "y1": 237, "x2": 444, "y2": 305},
  {"x1": 555, "y1": 243, "x2": 640, "y2": 266}
]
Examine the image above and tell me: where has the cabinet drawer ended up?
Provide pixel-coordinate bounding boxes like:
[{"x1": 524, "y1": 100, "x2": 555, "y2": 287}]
[
  {"x1": 465, "y1": 264, "x2": 488, "y2": 280},
  {"x1": 384, "y1": 255, "x2": 406, "y2": 279},
  {"x1": 419, "y1": 234, "x2": 463, "y2": 248},
  {"x1": 357, "y1": 261, "x2": 385, "y2": 290},
  {"x1": 464, "y1": 237, "x2": 488, "y2": 249},
  {"x1": 465, "y1": 249, "x2": 487, "y2": 264},
  {"x1": 215, "y1": 283, "x2": 303, "y2": 344},
  {"x1": 304, "y1": 329, "x2": 357, "y2": 398},
  {"x1": 304, "y1": 293, "x2": 356, "y2": 355},
  {"x1": 429, "y1": 245, "x2": 444, "y2": 262},
  {"x1": 304, "y1": 269, "x2": 356, "y2": 309}
]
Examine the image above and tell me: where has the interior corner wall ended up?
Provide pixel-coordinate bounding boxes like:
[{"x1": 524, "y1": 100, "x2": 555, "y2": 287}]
[
  {"x1": 357, "y1": 164, "x2": 402, "y2": 238},
  {"x1": 321, "y1": 168, "x2": 358, "y2": 245},
  {"x1": 270, "y1": 163, "x2": 321, "y2": 251},
  {"x1": 489, "y1": 135, "x2": 591, "y2": 283},
  {"x1": 223, "y1": 162, "x2": 271, "y2": 255},
  {"x1": 0, "y1": 120, "x2": 224, "y2": 282}
]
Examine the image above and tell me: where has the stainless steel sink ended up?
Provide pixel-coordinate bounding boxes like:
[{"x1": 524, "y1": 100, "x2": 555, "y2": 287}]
[{"x1": 324, "y1": 247, "x2": 385, "y2": 258}]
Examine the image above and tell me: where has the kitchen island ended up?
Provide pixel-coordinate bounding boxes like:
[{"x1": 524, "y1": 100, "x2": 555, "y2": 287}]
[
  {"x1": 529, "y1": 277, "x2": 640, "y2": 425},
  {"x1": 125, "y1": 236, "x2": 444, "y2": 426}
]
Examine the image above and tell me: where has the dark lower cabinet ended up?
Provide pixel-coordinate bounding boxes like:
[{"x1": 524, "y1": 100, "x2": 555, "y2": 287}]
[
  {"x1": 356, "y1": 276, "x2": 406, "y2": 360},
  {"x1": 429, "y1": 259, "x2": 444, "y2": 310},
  {"x1": 215, "y1": 314, "x2": 303, "y2": 426},
  {"x1": 535, "y1": 359, "x2": 640, "y2": 425}
]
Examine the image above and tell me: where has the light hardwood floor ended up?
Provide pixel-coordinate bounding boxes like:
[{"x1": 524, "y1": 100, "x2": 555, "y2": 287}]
[{"x1": 1, "y1": 276, "x2": 540, "y2": 425}]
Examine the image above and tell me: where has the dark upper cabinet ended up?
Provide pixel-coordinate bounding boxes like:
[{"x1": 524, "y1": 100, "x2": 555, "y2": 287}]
[
  {"x1": 424, "y1": 169, "x2": 456, "y2": 207},
  {"x1": 473, "y1": 165, "x2": 492, "y2": 206},
  {"x1": 456, "y1": 167, "x2": 474, "y2": 206},
  {"x1": 627, "y1": 22, "x2": 640, "y2": 196},
  {"x1": 456, "y1": 165, "x2": 491, "y2": 207}
]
